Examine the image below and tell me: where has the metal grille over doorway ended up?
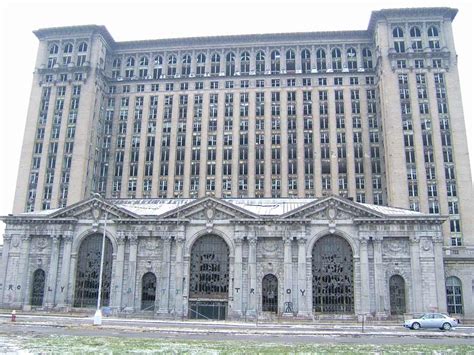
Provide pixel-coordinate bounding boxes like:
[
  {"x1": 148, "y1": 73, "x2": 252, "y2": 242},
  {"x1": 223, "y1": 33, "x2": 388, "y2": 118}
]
[
  {"x1": 31, "y1": 269, "x2": 45, "y2": 306},
  {"x1": 189, "y1": 235, "x2": 229, "y2": 319},
  {"x1": 262, "y1": 274, "x2": 278, "y2": 313},
  {"x1": 312, "y1": 235, "x2": 354, "y2": 313},
  {"x1": 73, "y1": 234, "x2": 113, "y2": 308}
]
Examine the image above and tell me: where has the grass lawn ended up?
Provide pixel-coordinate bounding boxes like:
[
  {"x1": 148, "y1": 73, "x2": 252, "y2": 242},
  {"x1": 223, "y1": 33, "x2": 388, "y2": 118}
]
[{"x1": 9, "y1": 335, "x2": 474, "y2": 354}]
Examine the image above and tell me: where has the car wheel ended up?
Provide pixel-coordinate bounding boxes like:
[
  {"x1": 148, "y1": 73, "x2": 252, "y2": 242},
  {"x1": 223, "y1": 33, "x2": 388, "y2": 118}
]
[
  {"x1": 412, "y1": 322, "x2": 421, "y2": 330},
  {"x1": 442, "y1": 322, "x2": 452, "y2": 331}
]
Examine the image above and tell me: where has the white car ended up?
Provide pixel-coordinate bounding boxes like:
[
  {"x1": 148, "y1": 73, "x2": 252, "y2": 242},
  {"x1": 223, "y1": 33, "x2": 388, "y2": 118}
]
[{"x1": 404, "y1": 313, "x2": 458, "y2": 330}]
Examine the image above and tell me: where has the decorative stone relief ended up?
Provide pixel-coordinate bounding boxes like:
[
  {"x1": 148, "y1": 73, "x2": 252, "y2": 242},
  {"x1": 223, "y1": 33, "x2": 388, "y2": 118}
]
[{"x1": 382, "y1": 238, "x2": 409, "y2": 257}]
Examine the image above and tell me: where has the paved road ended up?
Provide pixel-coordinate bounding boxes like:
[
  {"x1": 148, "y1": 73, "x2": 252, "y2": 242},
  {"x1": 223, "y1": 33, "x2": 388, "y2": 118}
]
[{"x1": 0, "y1": 314, "x2": 473, "y2": 345}]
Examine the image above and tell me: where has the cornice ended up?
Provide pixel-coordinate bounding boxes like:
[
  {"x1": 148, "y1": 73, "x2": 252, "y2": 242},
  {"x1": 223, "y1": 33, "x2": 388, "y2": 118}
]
[{"x1": 368, "y1": 7, "x2": 458, "y2": 31}]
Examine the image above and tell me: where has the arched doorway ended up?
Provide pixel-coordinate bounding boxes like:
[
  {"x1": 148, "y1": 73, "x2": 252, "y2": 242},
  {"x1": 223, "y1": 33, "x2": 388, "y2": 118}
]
[
  {"x1": 446, "y1": 276, "x2": 463, "y2": 314},
  {"x1": 141, "y1": 272, "x2": 157, "y2": 311},
  {"x1": 312, "y1": 235, "x2": 354, "y2": 313},
  {"x1": 262, "y1": 274, "x2": 278, "y2": 313},
  {"x1": 389, "y1": 275, "x2": 406, "y2": 315},
  {"x1": 31, "y1": 269, "x2": 45, "y2": 306},
  {"x1": 73, "y1": 233, "x2": 113, "y2": 308},
  {"x1": 188, "y1": 234, "x2": 229, "y2": 320}
]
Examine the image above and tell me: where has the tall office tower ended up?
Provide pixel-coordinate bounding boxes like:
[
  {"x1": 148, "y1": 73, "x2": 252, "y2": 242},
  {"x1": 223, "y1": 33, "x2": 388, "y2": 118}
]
[
  {"x1": 2, "y1": 7, "x2": 473, "y2": 320},
  {"x1": 13, "y1": 7, "x2": 473, "y2": 248}
]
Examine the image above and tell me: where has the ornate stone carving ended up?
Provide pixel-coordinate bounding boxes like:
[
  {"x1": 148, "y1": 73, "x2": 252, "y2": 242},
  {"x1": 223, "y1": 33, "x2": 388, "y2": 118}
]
[{"x1": 382, "y1": 238, "x2": 409, "y2": 257}]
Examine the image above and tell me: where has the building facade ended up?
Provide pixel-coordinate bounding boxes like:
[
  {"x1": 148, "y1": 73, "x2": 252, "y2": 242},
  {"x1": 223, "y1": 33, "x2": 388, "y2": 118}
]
[{"x1": 1, "y1": 7, "x2": 473, "y2": 320}]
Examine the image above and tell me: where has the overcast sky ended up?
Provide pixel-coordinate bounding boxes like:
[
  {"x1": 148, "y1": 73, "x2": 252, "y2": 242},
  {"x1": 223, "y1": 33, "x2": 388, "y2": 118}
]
[{"x1": 0, "y1": 0, "x2": 473, "y2": 240}]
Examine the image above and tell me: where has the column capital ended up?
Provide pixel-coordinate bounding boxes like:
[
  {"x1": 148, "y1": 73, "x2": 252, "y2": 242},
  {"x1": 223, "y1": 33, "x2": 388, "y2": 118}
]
[
  {"x1": 51, "y1": 234, "x2": 61, "y2": 244},
  {"x1": 359, "y1": 235, "x2": 370, "y2": 246},
  {"x1": 409, "y1": 235, "x2": 420, "y2": 244},
  {"x1": 297, "y1": 236, "x2": 306, "y2": 245},
  {"x1": 116, "y1": 233, "x2": 126, "y2": 245},
  {"x1": 62, "y1": 231, "x2": 74, "y2": 242},
  {"x1": 128, "y1": 234, "x2": 138, "y2": 245}
]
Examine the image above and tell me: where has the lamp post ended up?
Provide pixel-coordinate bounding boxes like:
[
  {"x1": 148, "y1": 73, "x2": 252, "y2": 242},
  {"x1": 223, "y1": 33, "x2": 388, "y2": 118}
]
[{"x1": 93, "y1": 212, "x2": 108, "y2": 325}]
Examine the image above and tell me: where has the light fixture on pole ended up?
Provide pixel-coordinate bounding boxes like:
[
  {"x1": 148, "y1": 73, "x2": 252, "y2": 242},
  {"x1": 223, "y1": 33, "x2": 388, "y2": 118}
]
[{"x1": 93, "y1": 211, "x2": 108, "y2": 326}]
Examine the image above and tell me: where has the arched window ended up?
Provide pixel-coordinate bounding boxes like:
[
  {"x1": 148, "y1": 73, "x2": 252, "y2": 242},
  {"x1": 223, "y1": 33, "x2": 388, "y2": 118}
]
[
  {"x1": 63, "y1": 43, "x2": 73, "y2": 54},
  {"x1": 49, "y1": 44, "x2": 59, "y2": 55},
  {"x1": 389, "y1": 275, "x2": 406, "y2": 315},
  {"x1": 189, "y1": 235, "x2": 229, "y2": 320},
  {"x1": 196, "y1": 53, "x2": 206, "y2": 77},
  {"x1": 301, "y1": 49, "x2": 311, "y2": 73},
  {"x1": 393, "y1": 27, "x2": 406, "y2": 53},
  {"x1": 74, "y1": 234, "x2": 113, "y2": 308},
  {"x1": 153, "y1": 55, "x2": 163, "y2": 79},
  {"x1": 240, "y1": 51, "x2": 250, "y2": 75},
  {"x1": 256, "y1": 50, "x2": 265, "y2": 75},
  {"x1": 141, "y1": 272, "x2": 157, "y2": 311},
  {"x1": 362, "y1": 48, "x2": 373, "y2": 69},
  {"x1": 139, "y1": 56, "x2": 149, "y2": 66},
  {"x1": 271, "y1": 50, "x2": 280, "y2": 74},
  {"x1": 410, "y1": 27, "x2": 423, "y2": 51},
  {"x1": 316, "y1": 48, "x2": 326, "y2": 71},
  {"x1": 225, "y1": 52, "x2": 235, "y2": 76},
  {"x1": 154, "y1": 55, "x2": 163, "y2": 65},
  {"x1": 167, "y1": 55, "x2": 177, "y2": 76},
  {"x1": 428, "y1": 26, "x2": 440, "y2": 50},
  {"x1": 393, "y1": 27, "x2": 404, "y2": 38},
  {"x1": 126, "y1": 57, "x2": 135, "y2": 67},
  {"x1": 286, "y1": 49, "x2": 295, "y2": 72},
  {"x1": 346, "y1": 47, "x2": 357, "y2": 71},
  {"x1": 446, "y1": 276, "x2": 463, "y2": 314},
  {"x1": 312, "y1": 235, "x2": 353, "y2": 313},
  {"x1": 181, "y1": 54, "x2": 191, "y2": 76},
  {"x1": 78, "y1": 42, "x2": 88, "y2": 53},
  {"x1": 262, "y1": 274, "x2": 278, "y2": 313},
  {"x1": 211, "y1": 53, "x2": 220, "y2": 75},
  {"x1": 31, "y1": 269, "x2": 45, "y2": 306},
  {"x1": 331, "y1": 48, "x2": 342, "y2": 71}
]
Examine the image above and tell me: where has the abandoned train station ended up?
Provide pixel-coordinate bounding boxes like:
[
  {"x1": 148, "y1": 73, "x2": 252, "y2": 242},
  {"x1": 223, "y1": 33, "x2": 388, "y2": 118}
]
[{"x1": 1, "y1": 195, "x2": 465, "y2": 320}]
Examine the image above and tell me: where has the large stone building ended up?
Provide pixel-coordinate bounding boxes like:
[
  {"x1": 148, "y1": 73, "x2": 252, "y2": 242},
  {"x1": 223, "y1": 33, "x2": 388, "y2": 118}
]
[{"x1": 1, "y1": 7, "x2": 473, "y2": 320}]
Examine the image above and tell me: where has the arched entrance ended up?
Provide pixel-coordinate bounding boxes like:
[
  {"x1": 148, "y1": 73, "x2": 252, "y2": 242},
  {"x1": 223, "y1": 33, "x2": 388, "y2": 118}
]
[
  {"x1": 389, "y1": 275, "x2": 406, "y2": 315},
  {"x1": 141, "y1": 272, "x2": 157, "y2": 311},
  {"x1": 188, "y1": 234, "x2": 229, "y2": 320},
  {"x1": 73, "y1": 233, "x2": 113, "y2": 308},
  {"x1": 312, "y1": 235, "x2": 354, "y2": 313},
  {"x1": 31, "y1": 269, "x2": 45, "y2": 306},
  {"x1": 262, "y1": 274, "x2": 278, "y2": 313}
]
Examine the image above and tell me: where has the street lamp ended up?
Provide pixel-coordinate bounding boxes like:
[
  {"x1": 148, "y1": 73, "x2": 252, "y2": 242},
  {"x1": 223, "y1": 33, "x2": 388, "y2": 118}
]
[{"x1": 93, "y1": 212, "x2": 108, "y2": 325}]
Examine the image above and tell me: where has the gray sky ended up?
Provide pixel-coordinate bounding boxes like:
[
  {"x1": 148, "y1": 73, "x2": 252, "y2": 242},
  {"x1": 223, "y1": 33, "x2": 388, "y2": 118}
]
[{"x1": 0, "y1": 0, "x2": 473, "y2": 241}]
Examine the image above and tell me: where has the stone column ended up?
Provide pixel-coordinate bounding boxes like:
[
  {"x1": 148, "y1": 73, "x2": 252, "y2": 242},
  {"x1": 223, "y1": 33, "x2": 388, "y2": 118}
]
[
  {"x1": 158, "y1": 235, "x2": 172, "y2": 315},
  {"x1": 409, "y1": 235, "x2": 422, "y2": 313},
  {"x1": 373, "y1": 236, "x2": 385, "y2": 315},
  {"x1": 174, "y1": 235, "x2": 185, "y2": 316},
  {"x1": 111, "y1": 232, "x2": 126, "y2": 310},
  {"x1": 283, "y1": 235, "x2": 293, "y2": 315},
  {"x1": 359, "y1": 236, "x2": 370, "y2": 314},
  {"x1": 56, "y1": 231, "x2": 73, "y2": 308},
  {"x1": 44, "y1": 235, "x2": 60, "y2": 308},
  {"x1": 125, "y1": 234, "x2": 138, "y2": 312},
  {"x1": 18, "y1": 234, "x2": 31, "y2": 308},
  {"x1": 0, "y1": 234, "x2": 12, "y2": 306},
  {"x1": 232, "y1": 236, "x2": 243, "y2": 316},
  {"x1": 297, "y1": 236, "x2": 309, "y2": 316},
  {"x1": 247, "y1": 236, "x2": 257, "y2": 316},
  {"x1": 433, "y1": 235, "x2": 447, "y2": 313}
]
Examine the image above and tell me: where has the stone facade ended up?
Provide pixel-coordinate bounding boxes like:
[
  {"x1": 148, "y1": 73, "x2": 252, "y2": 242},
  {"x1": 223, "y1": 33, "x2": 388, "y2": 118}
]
[
  {"x1": 2, "y1": 7, "x2": 474, "y2": 321},
  {"x1": 2, "y1": 195, "x2": 472, "y2": 320}
]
